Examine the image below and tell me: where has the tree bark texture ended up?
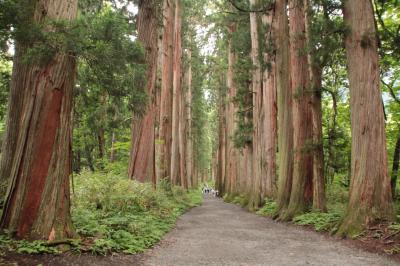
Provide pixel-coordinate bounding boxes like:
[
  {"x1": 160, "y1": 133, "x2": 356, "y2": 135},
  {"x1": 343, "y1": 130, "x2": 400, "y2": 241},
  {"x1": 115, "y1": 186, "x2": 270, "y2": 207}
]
[
  {"x1": 185, "y1": 50, "x2": 193, "y2": 188},
  {"x1": 262, "y1": 8, "x2": 277, "y2": 200},
  {"x1": 170, "y1": 0, "x2": 183, "y2": 186},
  {"x1": 304, "y1": 0, "x2": 326, "y2": 212},
  {"x1": 249, "y1": 0, "x2": 263, "y2": 209},
  {"x1": 158, "y1": 0, "x2": 175, "y2": 180},
  {"x1": 282, "y1": 0, "x2": 313, "y2": 221},
  {"x1": 274, "y1": 0, "x2": 294, "y2": 217},
  {"x1": 217, "y1": 86, "x2": 227, "y2": 196},
  {"x1": 338, "y1": 0, "x2": 394, "y2": 236},
  {"x1": 0, "y1": 0, "x2": 78, "y2": 240},
  {"x1": 225, "y1": 23, "x2": 239, "y2": 196},
  {"x1": 128, "y1": 0, "x2": 159, "y2": 184}
]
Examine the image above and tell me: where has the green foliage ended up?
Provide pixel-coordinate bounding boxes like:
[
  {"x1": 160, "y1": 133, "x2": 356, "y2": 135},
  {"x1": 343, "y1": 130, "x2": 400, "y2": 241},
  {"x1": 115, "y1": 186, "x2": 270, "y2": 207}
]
[
  {"x1": 388, "y1": 223, "x2": 400, "y2": 232},
  {"x1": 222, "y1": 193, "x2": 250, "y2": 208},
  {"x1": 256, "y1": 199, "x2": 277, "y2": 217},
  {"x1": 72, "y1": 5, "x2": 146, "y2": 173},
  {"x1": 190, "y1": 43, "x2": 213, "y2": 174},
  {"x1": 232, "y1": 21, "x2": 253, "y2": 149},
  {"x1": 0, "y1": 234, "x2": 59, "y2": 255},
  {"x1": 293, "y1": 211, "x2": 342, "y2": 232},
  {"x1": 0, "y1": 171, "x2": 202, "y2": 256},
  {"x1": 16, "y1": 241, "x2": 59, "y2": 255},
  {"x1": 0, "y1": 57, "x2": 10, "y2": 121},
  {"x1": 71, "y1": 171, "x2": 202, "y2": 255}
]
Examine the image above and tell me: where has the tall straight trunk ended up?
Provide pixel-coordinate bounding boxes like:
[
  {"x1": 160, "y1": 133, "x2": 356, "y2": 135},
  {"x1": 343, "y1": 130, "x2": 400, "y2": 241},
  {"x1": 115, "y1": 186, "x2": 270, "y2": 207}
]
[
  {"x1": 110, "y1": 132, "x2": 116, "y2": 163},
  {"x1": 310, "y1": 66, "x2": 326, "y2": 211},
  {"x1": 158, "y1": 0, "x2": 175, "y2": 180},
  {"x1": 249, "y1": 0, "x2": 263, "y2": 209},
  {"x1": 85, "y1": 146, "x2": 95, "y2": 172},
  {"x1": 128, "y1": 0, "x2": 159, "y2": 184},
  {"x1": 185, "y1": 50, "x2": 193, "y2": 188},
  {"x1": 97, "y1": 93, "x2": 107, "y2": 160},
  {"x1": 178, "y1": 80, "x2": 187, "y2": 189},
  {"x1": 176, "y1": 11, "x2": 187, "y2": 189},
  {"x1": 97, "y1": 128, "x2": 105, "y2": 159},
  {"x1": 305, "y1": 0, "x2": 326, "y2": 211},
  {"x1": 0, "y1": 0, "x2": 78, "y2": 240},
  {"x1": 155, "y1": 21, "x2": 164, "y2": 184},
  {"x1": 217, "y1": 88, "x2": 227, "y2": 195},
  {"x1": 170, "y1": 0, "x2": 182, "y2": 186},
  {"x1": 281, "y1": 0, "x2": 313, "y2": 221},
  {"x1": 325, "y1": 89, "x2": 338, "y2": 184},
  {"x1": 73, "y1": 150, "x2": 81, "y2": 173},
  {"x1": 274, "y1": 0, "x2": 293, "y2": 217},
  {"x1": 262, "y1": 9, "x2": 277, "y2": 200},
  {"x1": 225, "y1": 23, "x2": 238, "y2": 196},
  {"x1": 391, "y1": 132, "x2": 400, "y2": 198},
  {"x1": 338, "y1": 0, "x2": 394, "y2": 236}
]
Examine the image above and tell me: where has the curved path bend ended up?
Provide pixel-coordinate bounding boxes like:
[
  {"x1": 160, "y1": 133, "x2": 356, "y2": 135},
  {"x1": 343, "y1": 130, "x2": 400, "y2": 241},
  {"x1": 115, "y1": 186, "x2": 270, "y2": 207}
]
[{"x1": 143, "y1": 196, "x2": 396, "y2": 266}]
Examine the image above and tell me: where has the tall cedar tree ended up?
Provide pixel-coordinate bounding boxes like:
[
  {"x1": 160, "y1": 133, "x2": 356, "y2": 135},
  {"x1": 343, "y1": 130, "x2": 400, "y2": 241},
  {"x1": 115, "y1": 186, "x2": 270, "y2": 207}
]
[
  {"x1": 279, "y1": 0, "x2": 313, "y2": 220},
  {"x1": 275, "y1": 0, "x2": 294, "y2": 218},
  {"x1": 337, "y1": 0, "x2": 394, "y2": 236},
  {"x1": 225, "y1": 22, "x2": 239, "y2": 196},
  {"x1": 128, "y1": 0, "x2": 159, "y2": 184},
  {"x1": 157, "y1": 0, "x2": 175, "y2": 181},
  {"x1": 249, "y1": 0, "x2": 264, "y2": 209},
  {"x1": 0, "y1": 0, "x2": 78, "y2": 240},
  {"x1": 305, "y1": 0, "x2": 326, "y2": 211}
]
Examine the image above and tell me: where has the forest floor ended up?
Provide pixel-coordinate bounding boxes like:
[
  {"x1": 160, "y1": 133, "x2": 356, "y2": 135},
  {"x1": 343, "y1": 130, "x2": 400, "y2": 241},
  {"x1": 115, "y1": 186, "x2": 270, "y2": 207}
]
[{"x1": 3, "y1": 196, "x2": 399, "y2": 266}]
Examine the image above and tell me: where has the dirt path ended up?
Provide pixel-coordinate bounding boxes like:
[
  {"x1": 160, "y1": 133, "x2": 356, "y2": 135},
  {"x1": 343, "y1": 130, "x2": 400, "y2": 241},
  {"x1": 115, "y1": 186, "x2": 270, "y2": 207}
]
[
  {"x1": 4, "y1": 196, "x2": 398, "y2": 265},
  {"x1": 143, "y1": 196, "x2": 397, "y2": 266}
]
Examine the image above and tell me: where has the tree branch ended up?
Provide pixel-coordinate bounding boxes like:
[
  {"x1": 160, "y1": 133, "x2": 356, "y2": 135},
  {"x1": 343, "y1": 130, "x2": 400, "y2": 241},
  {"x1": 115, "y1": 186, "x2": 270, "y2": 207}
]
[
  {"x1": 226, "y1": 0, "x2": 274, "y2": 13},
  {"x1": 381, "y1": 78, "x2": 400, "y2": 104}
]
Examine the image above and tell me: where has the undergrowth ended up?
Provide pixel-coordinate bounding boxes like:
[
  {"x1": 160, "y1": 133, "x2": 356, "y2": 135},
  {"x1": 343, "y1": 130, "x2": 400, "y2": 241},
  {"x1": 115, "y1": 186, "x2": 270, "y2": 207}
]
[
  {"x1": 0, "y1": 170, "x2": 202, "y2": 255},
  {"x1": 293, "y1": 211, "x2": 342, "y2": 232},
  {"x1": 223, "y1": 193, "x2": 249, "y2": 208},
  {"x1": 256, "y1": 199, "x2": 277, "y2": 217}
]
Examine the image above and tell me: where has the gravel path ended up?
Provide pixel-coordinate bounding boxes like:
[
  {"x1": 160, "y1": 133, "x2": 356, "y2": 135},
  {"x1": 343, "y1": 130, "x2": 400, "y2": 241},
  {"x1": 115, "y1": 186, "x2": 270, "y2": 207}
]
[{"x1": 143, "y1": 196, "x2": 398, "y2": 266}]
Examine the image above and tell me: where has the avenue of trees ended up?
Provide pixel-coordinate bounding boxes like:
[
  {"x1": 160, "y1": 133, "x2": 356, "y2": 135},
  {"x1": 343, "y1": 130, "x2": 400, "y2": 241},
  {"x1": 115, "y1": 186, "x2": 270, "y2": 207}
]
[
  {"x1": 212, "y1": 0, "x2": 400, "y2": 237},
  {"x1": 0, "y1": 0, "x2": 399, "y2": 244}
]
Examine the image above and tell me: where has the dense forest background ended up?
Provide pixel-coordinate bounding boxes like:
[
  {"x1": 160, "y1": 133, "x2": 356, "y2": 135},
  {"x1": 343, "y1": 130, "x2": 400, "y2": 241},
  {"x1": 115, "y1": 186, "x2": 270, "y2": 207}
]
[{"x1": 0, "y1": 0, "x2": 399, "y2": 257}]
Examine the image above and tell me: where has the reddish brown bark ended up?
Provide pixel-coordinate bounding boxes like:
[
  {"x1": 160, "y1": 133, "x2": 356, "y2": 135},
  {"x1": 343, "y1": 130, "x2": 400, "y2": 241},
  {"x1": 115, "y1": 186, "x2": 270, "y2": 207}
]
[
  {"x1": 249, "y1": 0, "x2": 263, "y2": 208},
  {"x1": 310, "y1": 66, "x2": 326, "y2": 211},
  {"x1": 337, "y1": 0, "x2": 394, "y2": 236},
  {"x1": 305, "y1": 0, "x2": 326, "y2": 211},
  {"x1": 225, "y1": 23, "x2": 239, "y2": 196},
  {"x1": 262, "y1": 9, "x2": 277, "y2": 200},
  {"x1": 216, "y1": 82, "x2": 227, "y2": 195},
  {"x1": 185, "y1": 50, "x2": 193, "y2": 188},
  {"x1": 0, "y1": 0, "x2": 78, "y2": 240},
  {"x1": 280, "y1": 0, "x2": 313, "y2": 221},
  {"x1": 128, "y1": 0, "x2": 159, "y2": 184},
  {"x1": 158, "y1": 0, "x2": 175, "y2": 181},
  {"x1": 274, "y1": 0, "x2": 294, "y2": 217},
  {"x1": 171, "y1": 0, "x2": 183, "y2": 186}
]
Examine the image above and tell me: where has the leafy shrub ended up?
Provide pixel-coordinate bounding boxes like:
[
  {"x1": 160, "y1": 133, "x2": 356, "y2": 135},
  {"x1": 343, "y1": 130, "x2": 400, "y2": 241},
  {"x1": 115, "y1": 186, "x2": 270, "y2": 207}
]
[
  {"x1": 70, "y1": 170, "x2": 202, "y2": 254},
  {"x1": 0, "y1": 171, "x2": 202, "y2": 256},
  {"x1": 0, "y1": 234, "x2": 60, "y2": 255},
  {"x1": 293, "y1": 211, "x2": 342, "y2": 232},
  {"x1": 256, "y1": 199, "x2": 277, "y2": 217}
]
